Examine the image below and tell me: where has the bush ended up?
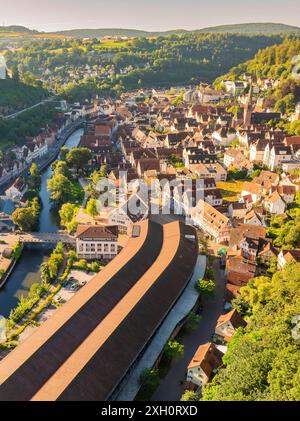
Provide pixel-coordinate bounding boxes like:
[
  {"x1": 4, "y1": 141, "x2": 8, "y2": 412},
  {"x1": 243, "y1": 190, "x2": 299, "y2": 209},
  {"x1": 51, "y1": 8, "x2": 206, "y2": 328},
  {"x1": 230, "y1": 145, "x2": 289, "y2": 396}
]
[
  {"x1": 183, "y1": 312, "x2": 201, "y2": 334},
  {"x1": 164, "y1": 340, "x2": 184, "y2": 360},
  {"x1": 139, "y1": 368, "x2": 160, "y2": 398},
  {"x1": 195, "y1": 278, "x2": 215, "y2": 295},
  {"x1": 181, "y1": 390, "x2": 199, "y2": 401},
  {"x1": 88, "y1": 261, "x2": 100, "y2": 272}
]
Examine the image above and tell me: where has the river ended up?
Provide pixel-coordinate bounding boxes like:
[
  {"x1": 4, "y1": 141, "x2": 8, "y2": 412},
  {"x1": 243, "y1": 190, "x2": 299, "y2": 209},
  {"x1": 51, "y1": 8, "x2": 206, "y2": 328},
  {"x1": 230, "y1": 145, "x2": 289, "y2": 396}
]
[{"x1": 0, "y1": 128, "x2": 83, "y2": 317}]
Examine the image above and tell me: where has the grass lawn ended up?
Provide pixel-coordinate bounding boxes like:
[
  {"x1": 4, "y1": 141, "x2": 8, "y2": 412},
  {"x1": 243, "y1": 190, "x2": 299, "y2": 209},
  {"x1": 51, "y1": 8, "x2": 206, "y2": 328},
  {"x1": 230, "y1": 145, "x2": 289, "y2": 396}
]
[
  {"x1": 95, "y1": 40, "x2": 131, "y2": 50},
  {"x1": 216, "y1": 180, "x2": 246, "y2": 202}
]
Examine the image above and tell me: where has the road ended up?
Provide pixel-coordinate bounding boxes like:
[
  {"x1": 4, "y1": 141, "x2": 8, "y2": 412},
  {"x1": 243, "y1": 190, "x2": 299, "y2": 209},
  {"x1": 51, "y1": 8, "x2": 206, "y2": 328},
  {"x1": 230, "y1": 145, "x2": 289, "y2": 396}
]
[{"x1": 151, "y1": 258, "x2": 226, "y2": 401}]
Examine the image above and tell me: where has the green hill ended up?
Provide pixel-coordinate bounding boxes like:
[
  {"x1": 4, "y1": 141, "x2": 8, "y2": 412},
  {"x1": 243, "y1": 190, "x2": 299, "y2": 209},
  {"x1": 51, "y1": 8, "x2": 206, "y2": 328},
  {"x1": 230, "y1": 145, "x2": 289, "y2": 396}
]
[
  {"x1": 214, "y1": 38, "x2": 300, "y2": 114},
  {"x1": 196, "y1": 22, "x2": 300, "y2": 34},
  {"x1": 1, "y1": 23, "x2": 299, "y2": 39},
  {"x1": 0, "y1": 25, "x2": 38, "y2": 34},
  {"x1": 54, "y1": 27, "x2": 187, "y2": 38},
  {"x1": 0, "y1": 78, "x2": 49, "y2": 116},
  {"x1": 54, "y1": 23, "x2": 300, "y2": 38}
]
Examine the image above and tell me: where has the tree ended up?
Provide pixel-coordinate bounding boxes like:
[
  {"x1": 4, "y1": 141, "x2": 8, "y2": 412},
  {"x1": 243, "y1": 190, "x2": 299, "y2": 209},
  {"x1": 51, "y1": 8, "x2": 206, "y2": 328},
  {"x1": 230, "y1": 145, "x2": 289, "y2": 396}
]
[
  {"x1": 66, "y1": 147, "x2": 92, "y2": 173},
  {"x1": 60, "y1": 146, "x2": 69, "y2": 161},
  {"x1": 184, "y1": 312, "x2": 201, "y2": 333},
  {"x1": 91, "y1": 164, "x2": 107, "y2": 185},
  {"x1": 11, "y1": 65, "x2": 20, "y2": 81},
  {"x1": 195, "y1": 278, "x2": 215, "y2": 295},
  {"x1": 40, "y1": 262, "x2": 51, "y2": 285},
  {"x1": 139, "y1": 368, "x2": 160, "y2": 396},
  {"x1": 11, "y1": 207, "x2": 36, "y2": 231},
  {"x1": 59, "y1": 203, "x2": 77, "y2": 227},
  {"x1": 47, "y1": 173, "x2": 72, "y2": 204},
  {"x1": 89, "y1": 261, "x2": 100, "y2": 272},
  {"x1": 29, "y1": 163, "x2": 41, "y2": 190},
  {"x1": 164, "y1": 340, "x2": 184, "y2": 360},
  {"x1": 202, "y1": 263, "x2": 300, "y2": 401},
  {"x1": 86, "y1": 198, "x2": 98, "y2": 217},
  {"x1": 180, "y1": 390, "x2": 199, "y2": 401},
  {"x1": 51, "y1": 160, "x2": 70, "y2": 178}
]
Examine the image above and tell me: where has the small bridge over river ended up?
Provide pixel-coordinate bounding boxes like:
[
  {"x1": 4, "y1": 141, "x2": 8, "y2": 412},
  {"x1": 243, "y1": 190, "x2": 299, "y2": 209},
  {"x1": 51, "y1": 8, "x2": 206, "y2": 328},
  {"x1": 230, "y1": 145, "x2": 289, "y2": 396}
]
[{"x1": 19, "y1": 232, "x2": 76, "y2": 245}]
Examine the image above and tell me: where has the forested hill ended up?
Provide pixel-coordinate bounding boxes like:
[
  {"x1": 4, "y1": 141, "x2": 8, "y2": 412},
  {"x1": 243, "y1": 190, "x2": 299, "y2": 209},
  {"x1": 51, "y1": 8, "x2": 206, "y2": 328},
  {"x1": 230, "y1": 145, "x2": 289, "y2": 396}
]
[
  {"x1": 55, "y1": 23, "x2": 300, "y2": 38},
  {"x1": 214, "y1": 38, "x2": 300, "y2": 114},
  {"x1": 54, "y1": 28, "x2": 188, "y2": 38},
  {"x1": 202, "y1": 262, "x2": 300, "y2": 401},
  {"x1": 5, "y1": 33, "x2": 286, "y2": 101},
  {"x1": 1, "y1": 22, "x2": 298, "y2": 39},
  {"x1": 0, "y1": 78, "x2": 49, "y2": 116},
  {"x1": 196, "y1": 22, "x2": 300, "y2": 34},
  {"x1": 0, "y1": 25, "x2": 38, "y2": 34}
]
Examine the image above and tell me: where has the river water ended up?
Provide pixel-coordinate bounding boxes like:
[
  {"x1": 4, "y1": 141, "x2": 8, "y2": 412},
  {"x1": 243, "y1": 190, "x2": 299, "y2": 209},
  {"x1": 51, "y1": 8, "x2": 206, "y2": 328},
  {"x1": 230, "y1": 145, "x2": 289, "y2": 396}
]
[{"x1": 0, "y1": 129, "x2": 83, "y2": 317}]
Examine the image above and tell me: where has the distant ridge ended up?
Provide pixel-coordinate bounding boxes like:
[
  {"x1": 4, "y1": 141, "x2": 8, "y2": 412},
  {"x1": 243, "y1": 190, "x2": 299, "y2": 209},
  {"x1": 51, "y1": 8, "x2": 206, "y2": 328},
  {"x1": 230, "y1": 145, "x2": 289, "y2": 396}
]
[
  {"x1": 54, "y1": 28, "x2": 188, "y2": 38},
  {"x1": 195, "y1": 22, "x2": 300, "y2": 34},
  {"x1": 54, "y1": 22, "x2": 300, "y2": 38},
  {"x1": 1, "y1": 22, "x2": 299, "y2": 39},
  {"x1": 0, "y1": 25, "x2": 38, "y2": 34}
]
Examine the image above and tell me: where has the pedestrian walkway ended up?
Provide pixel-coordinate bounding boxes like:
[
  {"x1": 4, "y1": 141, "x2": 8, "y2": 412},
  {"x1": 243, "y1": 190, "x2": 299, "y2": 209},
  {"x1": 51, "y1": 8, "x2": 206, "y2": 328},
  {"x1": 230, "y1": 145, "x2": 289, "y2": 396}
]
[
  {"x1": 116, "y1": 254, "x2": 206, "y2": 401},
  {"x1": 151, "y1": 258, "x2": 226, "y2": 401}
]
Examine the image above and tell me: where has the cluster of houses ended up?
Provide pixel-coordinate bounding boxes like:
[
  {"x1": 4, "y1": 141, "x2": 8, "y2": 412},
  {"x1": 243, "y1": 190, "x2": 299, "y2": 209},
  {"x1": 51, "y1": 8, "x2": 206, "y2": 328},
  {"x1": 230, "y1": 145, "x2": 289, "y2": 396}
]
[
  {"x1": 69, "y1": 87, "x2": 300, "y2": 270},
  {"x1": 0, "y1": 124, "x2": 60, "y2": 189},
  {"x1": 0, "y1": 79, "x2": 299, "y2": 397},
  {"x1": 186, "y1": 309, "x2": 247, "y2": 392}
]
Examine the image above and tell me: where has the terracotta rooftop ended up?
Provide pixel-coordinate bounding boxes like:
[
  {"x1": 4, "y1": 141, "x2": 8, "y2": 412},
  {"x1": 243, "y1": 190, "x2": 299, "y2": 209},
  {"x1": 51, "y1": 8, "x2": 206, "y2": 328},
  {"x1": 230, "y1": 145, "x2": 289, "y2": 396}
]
[
  {"x1": 217, "y1": 309, "x2": 247, "y2": 329},
  {"x1": 187, "y1": 342, "x2": 223, "y2": 378},
  {"x1": 75, "y1": 225, "x2": 118, "y2": 239}
]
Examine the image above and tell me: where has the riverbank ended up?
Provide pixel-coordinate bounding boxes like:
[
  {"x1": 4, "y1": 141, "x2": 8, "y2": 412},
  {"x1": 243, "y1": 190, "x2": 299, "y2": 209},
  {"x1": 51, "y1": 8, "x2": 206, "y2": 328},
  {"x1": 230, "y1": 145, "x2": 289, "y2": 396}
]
[
  {"x1": 0, "y1": 118, "x2": 84, "y2": 191},
  {"x1": 0, "y1": 128, "x2": 84, "y2": 316}
]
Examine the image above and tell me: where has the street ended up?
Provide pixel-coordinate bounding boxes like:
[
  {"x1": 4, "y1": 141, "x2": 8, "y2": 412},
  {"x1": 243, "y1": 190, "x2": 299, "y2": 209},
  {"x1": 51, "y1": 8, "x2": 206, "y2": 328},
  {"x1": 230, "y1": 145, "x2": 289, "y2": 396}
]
[{"x1": 151, "y1": 258, "x2": 226, "y2": 401}]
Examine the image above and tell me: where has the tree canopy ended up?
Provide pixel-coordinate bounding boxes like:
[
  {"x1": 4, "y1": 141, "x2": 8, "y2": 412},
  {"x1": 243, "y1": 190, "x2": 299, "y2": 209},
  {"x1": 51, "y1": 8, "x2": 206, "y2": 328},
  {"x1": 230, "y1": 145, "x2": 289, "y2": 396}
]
[{"x1": 202, "y1": 263, "x2": 300, "y2": 401}]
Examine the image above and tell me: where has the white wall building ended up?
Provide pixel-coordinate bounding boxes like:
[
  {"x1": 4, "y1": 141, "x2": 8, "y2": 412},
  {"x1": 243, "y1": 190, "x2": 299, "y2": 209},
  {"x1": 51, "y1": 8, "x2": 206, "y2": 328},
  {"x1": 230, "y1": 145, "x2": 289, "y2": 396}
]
[{"x1": 76, "y1": 225, "x2": 118, "y2": 260}]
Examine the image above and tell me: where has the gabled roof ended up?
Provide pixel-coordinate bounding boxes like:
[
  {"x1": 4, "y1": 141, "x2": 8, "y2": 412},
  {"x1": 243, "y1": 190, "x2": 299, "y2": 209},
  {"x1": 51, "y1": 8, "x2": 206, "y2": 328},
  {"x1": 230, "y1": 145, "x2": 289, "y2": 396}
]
[
  {"x1": 281, "y1": 249, "x2": 300, "y2": 263},
  {"x1": 217, "y1": 309, "x2": 247, "y2": 329},
  {"x1": 187, "y1": 342, "x2": 223, "y2": 378},
  {"x1": 265, "y1": 190, "x2": 285, "y2": 204},
  {"x1": 229, "y1": 224, "x2": 266, "y2": 247},
  {"x1": 76, "y1": 225, "x2": 118, "y2": 240}
]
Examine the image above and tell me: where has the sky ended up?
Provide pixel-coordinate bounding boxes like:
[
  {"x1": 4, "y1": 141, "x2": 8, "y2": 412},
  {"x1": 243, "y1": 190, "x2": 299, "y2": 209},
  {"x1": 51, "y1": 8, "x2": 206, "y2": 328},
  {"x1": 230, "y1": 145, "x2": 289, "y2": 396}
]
[{"x1": 0, "y1": 0, "x2": 299, "y2": 32}]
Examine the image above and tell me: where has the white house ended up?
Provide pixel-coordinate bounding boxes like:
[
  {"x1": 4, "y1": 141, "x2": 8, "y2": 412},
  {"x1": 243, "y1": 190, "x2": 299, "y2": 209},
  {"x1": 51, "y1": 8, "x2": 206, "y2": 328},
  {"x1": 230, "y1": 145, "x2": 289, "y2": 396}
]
[
  {"x1": 215, "y1": 309, "x2": 247, "y2": 342},
  {"x1": 223, "y1": 149, "x2": 245, "y2": 169},
  {"x1": 5, "y1": 177, "x2": 28, "y2": 201},
  {"x1": 189, "y1": 199, "x2": 231, "y2": 244},
  {"x1": 265, "y1": 145, "x2": 292, "y2": 171},
  {"x1": 223, "y1": 80, "x2": 245, "y2": 96},
  {"x1": 263, "y1": 191, "x2": 286, "y2": 215},
  {"x1": 75, "y1": 225, "x2": 118, "y2": 260},
  {"x1": 278, "y1": 249, "x2": 300, "y2": 269},
  {"x1": 186, "y1": 342, "x2": 223, "y2": 388},
  {"x1": 241, "y1": 182, "x2": 262, "y2": 204}
]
